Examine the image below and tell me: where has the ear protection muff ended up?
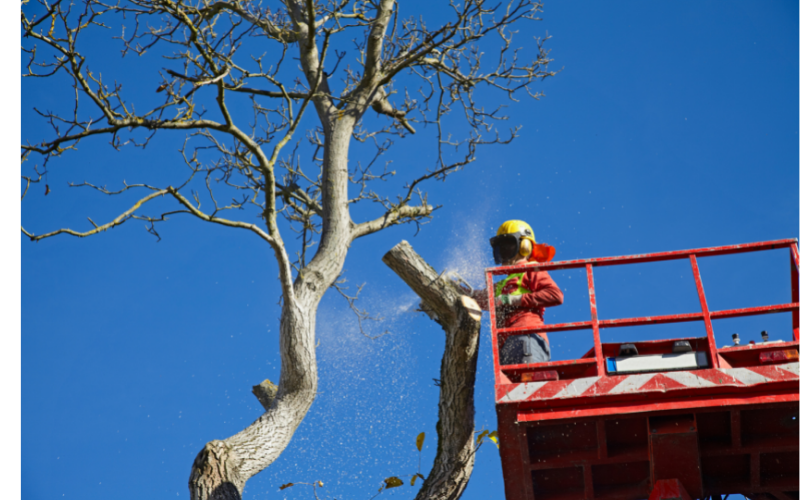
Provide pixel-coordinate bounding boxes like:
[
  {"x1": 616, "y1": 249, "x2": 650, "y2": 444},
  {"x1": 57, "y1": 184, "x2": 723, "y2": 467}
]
[{"x1": 519, "y1": 238, "x2": 533, "y2": 258}]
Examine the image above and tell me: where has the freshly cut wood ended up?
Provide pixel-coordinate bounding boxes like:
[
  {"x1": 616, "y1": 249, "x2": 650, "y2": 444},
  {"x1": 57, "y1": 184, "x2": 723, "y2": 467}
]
[{"x1": 383, "y1": 241, "x2": 482, "y2": 500}]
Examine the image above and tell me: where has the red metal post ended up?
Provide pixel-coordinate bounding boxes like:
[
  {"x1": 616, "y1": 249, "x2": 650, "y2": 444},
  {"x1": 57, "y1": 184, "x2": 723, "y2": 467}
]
[
  {"x1": 487, "y1": 269, "x2": 502, "y2": 384},
  {"x1": 791, "y1": 243, "x2": 799, "y2": 341},
  {"x1": 586, "y1": 263, "x2": 605, "y2": 376},
  {"x1": 690, "y1": 254, "x2": 720, "y2": 369}
]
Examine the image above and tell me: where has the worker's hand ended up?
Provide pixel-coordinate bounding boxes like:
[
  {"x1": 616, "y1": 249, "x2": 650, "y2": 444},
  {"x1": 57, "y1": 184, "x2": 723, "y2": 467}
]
[{"x1": 496, "y1": 294, "x2": 521, "y2": 307}]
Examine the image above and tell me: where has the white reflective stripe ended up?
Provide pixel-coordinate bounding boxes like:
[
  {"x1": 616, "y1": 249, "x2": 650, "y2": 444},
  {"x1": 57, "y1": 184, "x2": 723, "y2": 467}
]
[
  {"x1": 501, "y1": 381, "x2": 547, "y2": 402},
  {"x1": 608, "y1": 374, "x2": 654, "y2": 394},
  {"x1": 726, "y1": 367, "x2": 771, "y2": 386},
  {"x1": 555, "y1": 377, "x2": 600, "y2": 398},
  {"x1": 664, "y1": 371, "x2": 717, "y2": 388},
  {"x1": 612, "y1": 352, "x2": 705, "y2": 373},
  {"x1": 499, "y1": 384, "x2": 525, "y2": 402},
  {"x1": 778, "y1": 362, "x2": 800, "y2": 376}
]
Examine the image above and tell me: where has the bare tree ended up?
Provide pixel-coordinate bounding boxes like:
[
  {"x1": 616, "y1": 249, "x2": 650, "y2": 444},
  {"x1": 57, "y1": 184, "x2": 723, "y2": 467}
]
[{"x1": 21, "y1": 1, "x2": 554, "y2": 499}]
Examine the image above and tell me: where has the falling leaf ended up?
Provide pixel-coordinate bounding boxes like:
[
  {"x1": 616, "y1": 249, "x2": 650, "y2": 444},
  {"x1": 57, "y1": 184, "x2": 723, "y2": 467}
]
[
  {"x1": 384, "y1": 477, "x2": 403, "y2": 489},
  {"x1": 279, "y1": 483, "x2": 294, "y2": 490},
  {"x1": 411, "y1": 473, "x2": 424, "y2": 486},
  {"x1": 476, "y1": 429, "x2": 489, "y2": 445},
  {"x1": 416, "y1": 432, "x2": 425, "y2": 452},
  {"x1": 44, "y1": 184, "x2": 50, "y2": 196},
  {"x1": 488, "y1": 431, "x2": 499, "y2": 448}
]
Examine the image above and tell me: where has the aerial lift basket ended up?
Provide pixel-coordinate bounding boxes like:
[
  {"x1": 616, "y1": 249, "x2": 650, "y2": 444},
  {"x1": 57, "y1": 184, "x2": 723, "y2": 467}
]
[{"x1": 486, "y1": 239, "x2": 800, "y2": 500}]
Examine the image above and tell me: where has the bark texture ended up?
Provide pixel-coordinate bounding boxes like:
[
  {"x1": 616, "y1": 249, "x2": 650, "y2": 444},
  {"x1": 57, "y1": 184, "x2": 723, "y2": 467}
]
[
  {"x1": 189, "y1": 441, "x2": 245, "y2": 500},
  {"x1": 383, "y1": 241, "x2": 482, "y2": 500}
]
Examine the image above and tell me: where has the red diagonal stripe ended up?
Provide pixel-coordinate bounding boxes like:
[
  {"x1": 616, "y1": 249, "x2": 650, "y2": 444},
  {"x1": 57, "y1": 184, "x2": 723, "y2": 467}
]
[
  {"x1": 497, "y1": 383, "x2": 521, "y2": 401},
  {"x1": 527, "y1": 380, "x2": 571, "y2": 400},
  {"x1": 692, "y1": 369, "x2": 743, "y2": 386},
  {"x1": 746, "y1": 365, "x2": 799, "y2": 382},
  {"x1": 583, "y1": 375, "x2": 627, "y2": 396},
  {"x1": 638, "y1": 373, "x2": 687, "y2": 392}
]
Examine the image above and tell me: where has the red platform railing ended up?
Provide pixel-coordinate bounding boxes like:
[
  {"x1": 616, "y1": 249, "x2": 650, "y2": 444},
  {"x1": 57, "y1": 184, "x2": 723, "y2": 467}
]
[{"x1": 485, "y1": 239, "x2": 800, "y2": 383}]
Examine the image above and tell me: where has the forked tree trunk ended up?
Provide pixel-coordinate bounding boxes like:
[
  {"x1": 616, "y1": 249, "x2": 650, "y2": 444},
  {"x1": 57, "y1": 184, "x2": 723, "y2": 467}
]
[{"x1": 383, "y1": 241, "x2": 482, "y2": 500}]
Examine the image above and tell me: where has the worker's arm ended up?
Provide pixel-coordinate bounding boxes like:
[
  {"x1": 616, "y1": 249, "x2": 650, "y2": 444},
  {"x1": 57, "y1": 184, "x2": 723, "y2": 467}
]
[
  {"x1": 466, "y1": 271, "x2": 563, "y2": 311},
  {"x1": 518, "y1": 270, "x2": 563, "y2": 309}
]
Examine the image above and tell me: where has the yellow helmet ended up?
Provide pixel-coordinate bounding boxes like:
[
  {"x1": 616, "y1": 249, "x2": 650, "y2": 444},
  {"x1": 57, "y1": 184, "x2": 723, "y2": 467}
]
[{"x1": 490, "y1": 220, "x2": 536, "y2": 265}]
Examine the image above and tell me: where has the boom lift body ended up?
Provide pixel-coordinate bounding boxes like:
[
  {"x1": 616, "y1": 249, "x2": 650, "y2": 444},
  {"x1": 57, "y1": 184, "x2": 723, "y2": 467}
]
[{"x1": 487, "y1": 240, "x2": 800, "y2": 500}]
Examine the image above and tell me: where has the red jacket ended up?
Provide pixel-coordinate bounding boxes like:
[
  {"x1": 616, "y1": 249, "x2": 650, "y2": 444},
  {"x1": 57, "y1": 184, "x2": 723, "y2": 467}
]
[{"x1": 476, "y1": 266, "x2": 564, "y2": 343}]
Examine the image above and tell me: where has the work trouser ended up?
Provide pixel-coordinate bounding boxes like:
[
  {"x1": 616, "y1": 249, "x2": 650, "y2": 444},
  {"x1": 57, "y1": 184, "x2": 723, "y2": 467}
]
[{"x1": 500, "y1": 334, "x2": 550, "y2": 365}]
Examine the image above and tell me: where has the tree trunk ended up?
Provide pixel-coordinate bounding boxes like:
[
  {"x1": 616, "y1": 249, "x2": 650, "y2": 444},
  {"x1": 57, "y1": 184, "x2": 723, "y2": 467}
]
[
  {"x1": 383, "y1": 241, "x2": 482, "y2": 500},
  {"x1": 188, "y1": 117, "x2": 357, "y2": 500},
  {"x1": 188, "y1": 303, "x2": 320, "y2": 500}
]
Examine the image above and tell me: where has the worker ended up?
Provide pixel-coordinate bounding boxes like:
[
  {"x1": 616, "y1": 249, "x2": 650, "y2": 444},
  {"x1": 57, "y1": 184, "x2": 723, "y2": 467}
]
[{"x1": 471, "y1": 220, "x2": 563, "y2": 365}]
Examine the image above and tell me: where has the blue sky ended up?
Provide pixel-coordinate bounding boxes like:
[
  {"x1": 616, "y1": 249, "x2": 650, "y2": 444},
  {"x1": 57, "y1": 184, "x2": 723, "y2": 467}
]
[{"x1": 19, "y1": 1, "x2": 798, "y2": 500}]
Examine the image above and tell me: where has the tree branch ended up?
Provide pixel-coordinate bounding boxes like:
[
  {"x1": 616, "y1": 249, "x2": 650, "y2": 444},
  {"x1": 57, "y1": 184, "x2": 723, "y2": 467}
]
[
  {"x1": 21, "y1": 189, "x2": 169, "y2": 241},
  {"x1": 362, "y1": 0, "x2": 395, "y2": 85},
  {"x1": 351, "y1": 204, "x2": 433, "y2": 240},
  {"x1": 370, "y1": 86, "x2": 416, "y2": 134}
]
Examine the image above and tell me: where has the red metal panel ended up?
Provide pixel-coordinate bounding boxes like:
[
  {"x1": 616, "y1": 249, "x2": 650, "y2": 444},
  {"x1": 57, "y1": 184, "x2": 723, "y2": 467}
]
[
  {"x1": 507, "y1": 403, "x2": 797, "y2": 500},
  {"x1": 718, "y1": 340, "x2": 800, "y2": 355},
  {"x1": 586, "y1": 264, "x2": 604, "y2": 376},
  {"x1": 515, "y1": 391, "x2": 799, "y2": 423},
  {"x1": 649, "y1": 415, "x2": 703, "y2": 498},
  {"x1": 496, "y1": 404, "x2": 531, "y2": 500},
  {"x1": 690, "y1": 254, "x2": 719, "y2": 369},
  {"x1": 718, "y1": 340, "x2": 799, "y2": 368}
]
